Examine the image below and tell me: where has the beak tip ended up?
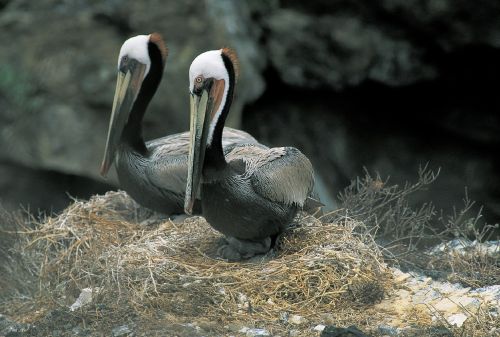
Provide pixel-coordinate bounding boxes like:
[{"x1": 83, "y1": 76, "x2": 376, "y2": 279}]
[
  {"x1": 99, "y1": 162, "x2": 109, "y2": 177},
  {"x1": 184, "y1": 199, "x2": 194, "y2": 215}
]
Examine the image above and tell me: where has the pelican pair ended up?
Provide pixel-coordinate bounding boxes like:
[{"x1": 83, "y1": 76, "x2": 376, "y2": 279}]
[
  {"x1": 101, "y1": 33, "x2": 317, "y2": 260},
  {"x1": 100, "y1": 33, "x2": 258, "y2": 216}
]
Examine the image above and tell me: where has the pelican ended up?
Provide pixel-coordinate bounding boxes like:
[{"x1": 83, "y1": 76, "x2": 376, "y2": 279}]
[
  {"x1": 100, "y1": 33, "x2": 258, "y2": 216},
  {"x1": 185, "y1": 48, "x2": 316, "y2": 260}
]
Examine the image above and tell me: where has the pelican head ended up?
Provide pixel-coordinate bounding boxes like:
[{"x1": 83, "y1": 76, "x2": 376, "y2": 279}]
[
  {"x1": 185, "y1": 48, "x2": 238, "y2": 214},
  {"x1": 100, "y1": 33, "x2": 168, "y2": 176}
]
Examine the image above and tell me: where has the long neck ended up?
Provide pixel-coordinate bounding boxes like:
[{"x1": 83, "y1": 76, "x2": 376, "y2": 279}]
[
  {"x1": 121, "y1": 43, "x2": 163, "y2": 154},
  {"x1": 203, "y1": 53, "x2": 235, "y2": 171}
]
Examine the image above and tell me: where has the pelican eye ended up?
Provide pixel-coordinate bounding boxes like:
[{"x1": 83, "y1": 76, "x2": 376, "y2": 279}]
[
  {"x1": 193, "y1": 75, "x2": 205, "y2": 95},
  {"x1": 122, "y1": 55, "x2": 129, "y2": 63}
]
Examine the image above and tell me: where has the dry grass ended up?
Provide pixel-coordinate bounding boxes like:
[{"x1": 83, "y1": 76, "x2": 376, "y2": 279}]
[
  {"x1": 1, "y1": 191, "x2": 391, "y2": 335},
  {"x1": 1, "y1": 166, "x2": 498, "y2": 336},
  {"x1": 425, "y1": 248, "x2": 499, "y2": 288},
  {"x1": 332, "y1": 165, "x2": 499, "y2": 290}
]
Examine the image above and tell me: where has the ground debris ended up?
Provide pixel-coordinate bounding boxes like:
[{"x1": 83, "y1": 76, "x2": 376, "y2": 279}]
[
  {"x1": 0, "y1": 191, "x2": 498, "y2": 336},
  {"x1": 69, "y1": 287, "x2": 100, "y2": 312}
]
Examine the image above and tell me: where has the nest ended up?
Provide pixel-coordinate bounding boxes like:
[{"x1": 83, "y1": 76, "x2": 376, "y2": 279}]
[{"x1": 9, "y1": 191, "x2": 392, "y2": 334}]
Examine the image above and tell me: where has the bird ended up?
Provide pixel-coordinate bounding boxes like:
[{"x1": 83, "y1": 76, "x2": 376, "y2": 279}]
[
  {"x1": 100, "y1": 33, "x2": 258, "y2": 216},
  {"x1": 184, "y1": 48, "x2": 316, "y2": 260}
]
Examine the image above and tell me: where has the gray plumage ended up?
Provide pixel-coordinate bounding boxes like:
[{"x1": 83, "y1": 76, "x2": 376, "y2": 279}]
[
  {"x1": 200, "y1": 144, "x2": 315, "y2": 258},
  {"x1": 116, "y1": 128, "x2": 258, "y2": 215},
  {"x1": 186, "y1": 47, "x2": 318, "y2": 260}
]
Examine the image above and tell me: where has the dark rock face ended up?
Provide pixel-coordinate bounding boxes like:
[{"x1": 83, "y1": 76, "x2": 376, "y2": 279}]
[
  {"x1": 0, "y1": 0, "x2": 499, "y2": 222},
  {"x1": 243, "y1": 63, "x2": 500, "y2": 222},
  {"x1": 0, "y1": 161, "x2": 112, "y2": 212},
  {"x1": 263, "y1": 0, "x2": 500, "y2": 88}
]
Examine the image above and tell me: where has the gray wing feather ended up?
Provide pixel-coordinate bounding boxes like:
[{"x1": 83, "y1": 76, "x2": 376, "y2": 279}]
[
  {"x1": 227, "y1": 146, "x2": 314, "y2": 207},
  {"x1": 145, "y1": 128, "x2": 259, "y2": 194}
]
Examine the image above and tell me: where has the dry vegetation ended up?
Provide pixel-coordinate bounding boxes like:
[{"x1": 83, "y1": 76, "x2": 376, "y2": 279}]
[
  {"x1": 0, "y1": 167, "x2": 498, "y2": 336},
  {"x1": 333, "y1": 165, "x2": 499, "y2": 288},
  {"x1": 1, "y1": 192, "x2": 392, "y2": 336}
]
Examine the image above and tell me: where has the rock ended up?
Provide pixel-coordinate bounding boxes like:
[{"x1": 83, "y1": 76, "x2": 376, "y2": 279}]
[
  {"x1": 321, "y1": 325, "x2": 370, "y2": 337},
  {"x1": 0, "y1": 161, "x2": 112, "y2": 213},
  {"x1": 71, "y1": 325, "x2": 91, "y2": 336},
  {"x1": 0, "y1": 0, "x2": 265, "y2": 183},
  {"x1": 470, "y1": 284, "x2": 500, "y2": 302},
  {"x1": 266, "y1": 9, "x2": 435, "y2": 89},
  {"x1": 112, "y1": 324, "x2": 133, "y2": 337},
  {"x1": 446, "y1": 313, "x2": 468, "y2": 327},
  {"x1": 243, "y1": 77, "x2": 500, "y2": 226},
  {"x1": 373, "y1": 267, "x2": 500, "y2": 332},
  {"x1": 238, "y1": 326, "x2": 271, "y2": 337},
  {"x1": 430, "y1": 239, "x2": 500, "y2": 257},
  {"x1": 314, "y1": 324, "x2": 326, "y2": 332},
  {"x1": 244, "y1": 328, "x2": 270, "y2": 337},
  {"x1": 0, "y1": 314, "x2": 30, "y2": 336},
  {"x1": 377, "y1": 324, "x2": 398, "y2": 336},
  {"x1": 263, "y1": 1, "x2": 500, "y2": 89},
  {"x1": 288, "y1": 314, "x2": 308, "y2": 325},
  {"x1": 69, "y1": 287, "x2": 100, "y2": 312}
]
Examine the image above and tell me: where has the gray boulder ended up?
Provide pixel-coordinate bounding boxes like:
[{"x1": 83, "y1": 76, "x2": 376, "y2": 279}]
[{"x1": 263, "y1": 1, "x2": 500, "y2": 88}]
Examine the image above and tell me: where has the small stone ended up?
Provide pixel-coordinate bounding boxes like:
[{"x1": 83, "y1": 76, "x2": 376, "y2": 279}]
[
  {"x1": 69, "y1": 287, "x2": 100, "y2": 312},
  {"x1": 245, "y1": 328, "x2": 270, "y2": 336},
  {"x1": 289, "y1": 329, "x2": 300, "y2": 337},
  {"x1": 238, "y1": 293, "x2": 248, "y2": 303},
  {"x1": 289, "y1": 314, "x2": 307, "y2": 325},
  {"x1": 433, "y1": 298, "x2": 459, "y2": 312},
  {"x1": 314, "y1": 324, "x2": 326, "y2": 332},
  {"x1": 470, "y1": 285, "x2": 500, "y2": 301},
  {"x1": 378, "y1": 324, "x2": 398, "y2": 336},
  {"x1": 279, "y1": 311, "x2": 289, "y2": 323},
  {"x1": 112, "y1": 324, "x2": 133, "y2": 337},
  {"x1": 71, "y1": 326, "x2": 84, "y2": 336},
  {"x1": 446, "y1": 313, "x2": 468, "y2": 327}
]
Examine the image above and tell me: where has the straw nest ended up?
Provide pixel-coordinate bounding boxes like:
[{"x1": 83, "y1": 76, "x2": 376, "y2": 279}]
[{"x1": 9, "y1": 191, "x2": 392, "y2": 334}]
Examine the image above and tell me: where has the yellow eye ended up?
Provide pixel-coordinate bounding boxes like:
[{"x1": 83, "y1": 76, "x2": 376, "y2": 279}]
[{"x1": 195, "y1": 76, "x2": 203, "y2": 84}]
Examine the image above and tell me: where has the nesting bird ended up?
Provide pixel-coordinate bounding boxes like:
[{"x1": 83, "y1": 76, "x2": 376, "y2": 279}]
[
  {"x1": 100, "y1": 34, "x2": 258, "y2": 216},
  {"x1": 185, "y1": 48, "x2": 316, "y2": 260}
]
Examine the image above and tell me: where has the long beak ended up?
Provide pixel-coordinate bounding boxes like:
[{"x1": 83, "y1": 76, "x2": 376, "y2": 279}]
[
  {"x1": 100, "y1": 61, "x2": 146, "y2": 176},
  {"x1": 184, "y1": 89, "x2": 211, "y2": 214}
]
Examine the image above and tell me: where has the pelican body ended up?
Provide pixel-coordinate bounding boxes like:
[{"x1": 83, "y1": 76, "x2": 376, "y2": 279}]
[
  {"x1": 100, "y1": 34, "x2": 257, "y2": 215},
  {"x1": 185, "y1": 49, "x2": 316, "y2": 260}
]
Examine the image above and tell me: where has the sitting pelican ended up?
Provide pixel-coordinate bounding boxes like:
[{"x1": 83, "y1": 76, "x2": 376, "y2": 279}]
[
  {"x1": 100, "y1": 33, "x2": 257, "y2": 216},
  {"x1": 185, "y1": 48, "x2": 316, "y2": 260}
]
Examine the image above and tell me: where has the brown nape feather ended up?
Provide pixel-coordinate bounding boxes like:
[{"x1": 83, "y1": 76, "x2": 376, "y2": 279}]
[
  {"x1": 221, "y1": 47, "x2": 240, "y2": 82},
  {"x1": 149, "y1": 32, "x2": 168, "y2": 65}
]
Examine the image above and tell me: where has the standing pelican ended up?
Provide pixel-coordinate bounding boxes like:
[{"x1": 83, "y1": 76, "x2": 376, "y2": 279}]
[
  {"x1": 100, "y1": 34, "x2": 258, "y2": 215},
  {"x1": 185, "y1": 48, "x2": 316, "y2": 260}
]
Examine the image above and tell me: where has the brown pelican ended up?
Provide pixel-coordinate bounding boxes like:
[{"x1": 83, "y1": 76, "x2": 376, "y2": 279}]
[
  {"x1": 100, "y1": 34, "x2": 258, "y2": 216},
  {"x1": 185, "y1": 48, "x2": 316, "y2": 260}
]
